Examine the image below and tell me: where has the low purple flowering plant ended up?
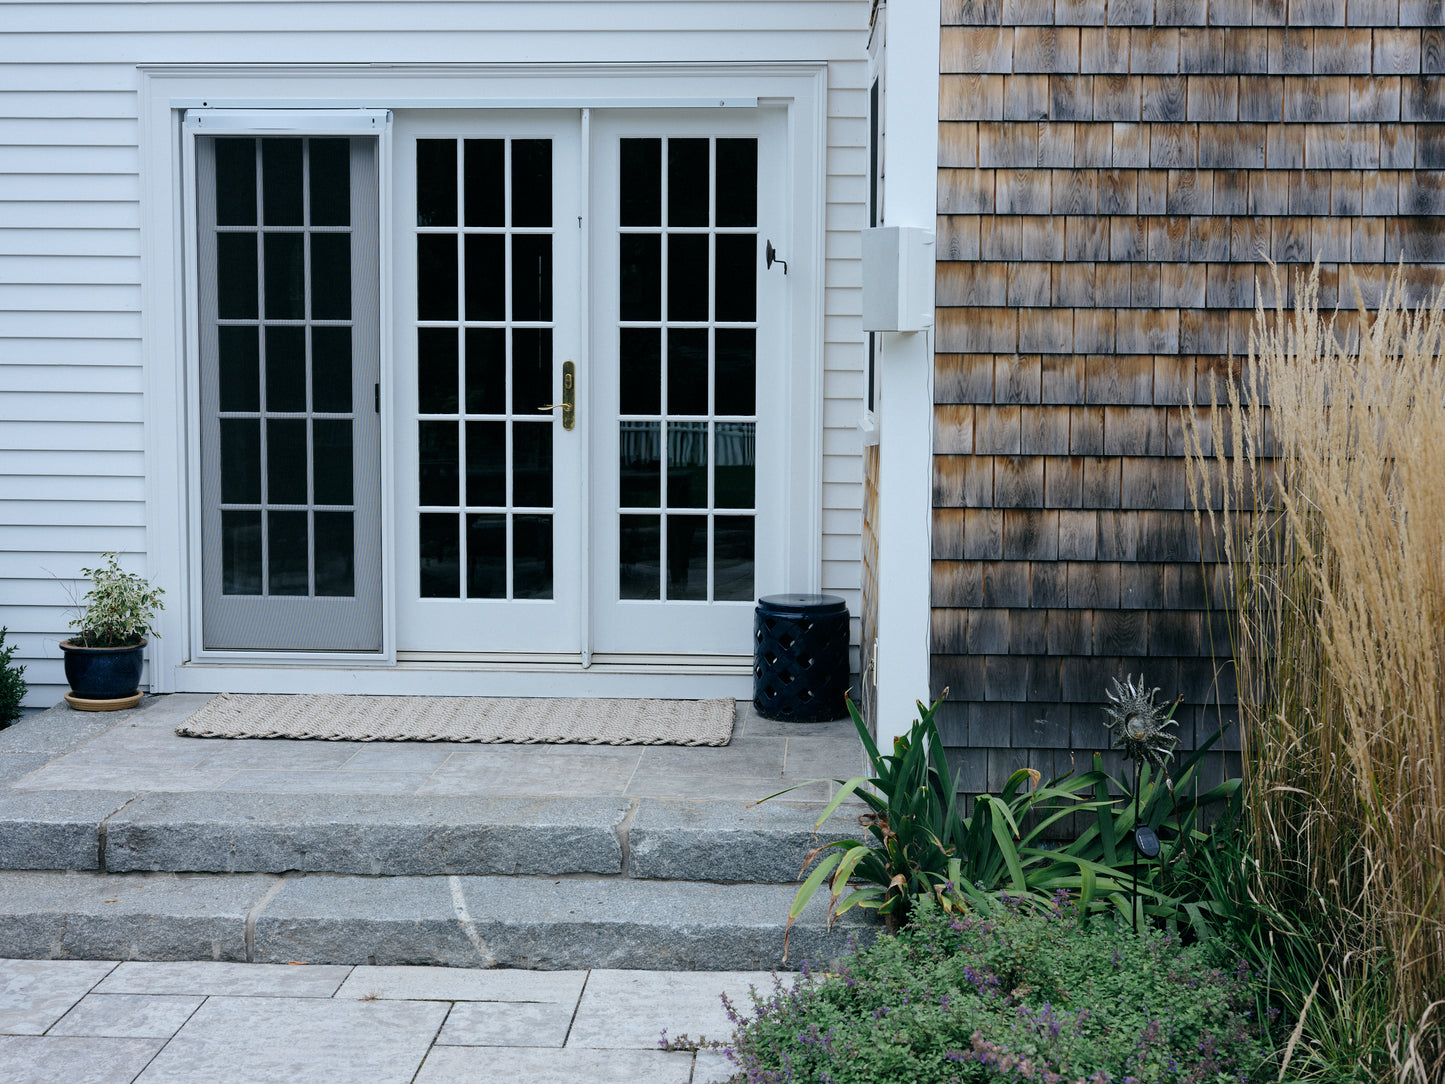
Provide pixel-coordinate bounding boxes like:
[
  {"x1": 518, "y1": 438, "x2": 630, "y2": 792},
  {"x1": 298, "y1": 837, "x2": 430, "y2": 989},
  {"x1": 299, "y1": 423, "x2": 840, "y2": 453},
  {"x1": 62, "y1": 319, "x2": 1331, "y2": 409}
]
[{"x1": 713, "y1": 893, "x2": 1272, "y2": 1084}]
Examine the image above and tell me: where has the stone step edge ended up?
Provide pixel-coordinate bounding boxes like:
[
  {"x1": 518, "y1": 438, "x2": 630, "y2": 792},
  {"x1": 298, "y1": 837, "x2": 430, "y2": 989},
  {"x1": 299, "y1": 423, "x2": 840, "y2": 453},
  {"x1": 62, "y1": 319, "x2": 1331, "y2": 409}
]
[
  {"x1": 0, "y1": 790, "x2": 869, "y2": 882},
  {"x1": 0, "y1": 869, "x2": 877, "y2": 972}
]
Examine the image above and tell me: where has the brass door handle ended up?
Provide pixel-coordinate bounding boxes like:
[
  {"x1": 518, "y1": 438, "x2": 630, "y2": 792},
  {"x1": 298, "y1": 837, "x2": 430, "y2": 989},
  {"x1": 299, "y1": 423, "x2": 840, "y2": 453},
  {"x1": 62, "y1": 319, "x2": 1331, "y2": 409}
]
[{"x1": 537, "y1": 360, "x2": 576, "y2": 430}]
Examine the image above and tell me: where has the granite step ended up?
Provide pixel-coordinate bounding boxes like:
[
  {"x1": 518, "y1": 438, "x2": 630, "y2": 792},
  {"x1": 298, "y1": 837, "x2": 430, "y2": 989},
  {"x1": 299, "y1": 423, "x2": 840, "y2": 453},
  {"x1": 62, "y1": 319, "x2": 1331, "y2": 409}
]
[
  {"x1": 0, "y1": 869, "x2": 875, "y2": 971},
  {"x1": 0, "y1": 790, "x2": 864, "y2": 882}
]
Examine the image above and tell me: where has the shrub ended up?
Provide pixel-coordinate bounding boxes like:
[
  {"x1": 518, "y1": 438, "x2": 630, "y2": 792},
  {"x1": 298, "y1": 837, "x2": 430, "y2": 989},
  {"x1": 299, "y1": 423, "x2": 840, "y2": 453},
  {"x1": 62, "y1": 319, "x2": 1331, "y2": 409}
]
[
  {"x1": 0, "y1": 627, "x2": 25, "y2": 729},
  {"x1": 1182, "y1": 264, "x2": 1445, "y2": 1080},
  {"x1": 67, "y1": 552, "x2": 165, "y2": 648},
  {"x1": 717, "y1": 895, "x2": 1273, "y2": 1084}
]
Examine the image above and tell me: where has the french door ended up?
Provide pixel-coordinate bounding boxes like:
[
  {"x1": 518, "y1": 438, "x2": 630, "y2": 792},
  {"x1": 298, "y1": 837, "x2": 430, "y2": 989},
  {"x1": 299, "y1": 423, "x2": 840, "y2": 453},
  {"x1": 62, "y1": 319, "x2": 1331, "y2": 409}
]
[{"x1": 394, "y1": 108, "x2": 787, "y2": 659}]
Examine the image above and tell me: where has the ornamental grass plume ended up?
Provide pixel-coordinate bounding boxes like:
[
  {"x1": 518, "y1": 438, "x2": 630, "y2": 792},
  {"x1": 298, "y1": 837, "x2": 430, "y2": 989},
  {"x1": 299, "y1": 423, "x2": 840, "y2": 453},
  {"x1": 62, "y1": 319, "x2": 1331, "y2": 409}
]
[{"x1": 1183, "y1": 262, "x2": 1445, "y2": 1083}]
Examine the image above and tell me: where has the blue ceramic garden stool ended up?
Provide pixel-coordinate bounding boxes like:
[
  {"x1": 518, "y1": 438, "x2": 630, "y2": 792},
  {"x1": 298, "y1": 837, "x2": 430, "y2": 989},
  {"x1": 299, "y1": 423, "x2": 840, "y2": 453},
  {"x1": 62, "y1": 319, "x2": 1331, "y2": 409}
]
[{"x1": 753, "y1": 593, "x2": 850, "y2": 722}]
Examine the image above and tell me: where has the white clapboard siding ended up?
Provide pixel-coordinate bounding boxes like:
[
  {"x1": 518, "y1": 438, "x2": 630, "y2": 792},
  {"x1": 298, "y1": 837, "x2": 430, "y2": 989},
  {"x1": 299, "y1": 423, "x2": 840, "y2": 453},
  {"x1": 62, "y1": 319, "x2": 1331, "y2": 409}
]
[{"x1": 0, "y1": 0, "x2": 872, "y2": 698}]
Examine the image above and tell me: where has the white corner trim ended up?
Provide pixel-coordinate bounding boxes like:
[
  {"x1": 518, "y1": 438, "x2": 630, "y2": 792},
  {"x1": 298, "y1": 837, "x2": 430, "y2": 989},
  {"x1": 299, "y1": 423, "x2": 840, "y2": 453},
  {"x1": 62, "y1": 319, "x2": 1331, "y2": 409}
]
[{"x1": 873, "y1": 4, "x2": 941, "y2": 749}]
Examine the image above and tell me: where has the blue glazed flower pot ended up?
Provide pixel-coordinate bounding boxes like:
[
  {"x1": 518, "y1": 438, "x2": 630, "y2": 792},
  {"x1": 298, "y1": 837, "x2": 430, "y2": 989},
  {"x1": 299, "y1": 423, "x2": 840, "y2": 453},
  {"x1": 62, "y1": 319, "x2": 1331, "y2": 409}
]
[{"x1": 59, "y1": 638, "x2": 145, "y2": 700}]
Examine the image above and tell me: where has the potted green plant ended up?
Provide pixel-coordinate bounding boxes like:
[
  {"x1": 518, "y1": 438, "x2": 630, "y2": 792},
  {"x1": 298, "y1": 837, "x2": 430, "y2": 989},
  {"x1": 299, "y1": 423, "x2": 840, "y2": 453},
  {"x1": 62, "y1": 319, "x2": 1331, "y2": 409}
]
[{"x1": 59, "y1": 553, "x2": 164, "y2": 711}]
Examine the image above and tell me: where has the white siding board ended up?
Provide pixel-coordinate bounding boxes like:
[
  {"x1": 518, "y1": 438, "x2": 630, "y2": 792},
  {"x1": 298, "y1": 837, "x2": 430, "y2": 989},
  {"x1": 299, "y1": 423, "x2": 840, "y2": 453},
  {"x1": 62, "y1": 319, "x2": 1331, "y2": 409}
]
[
  {"x1": 0, "y1": 525, "x2": 147, "y2": 552},
  {"x1": 0, "y1": 175, "x2": 141, "y2": 200},
  {"x1": 0, "y1": 203, "x2": 141, "y2": 231},
  {"x1": 0, "y1": 64, "x2": 140, "y2": 91},
  {"x1": 0, "y1": 256, "x2": 142, "y2": 286},
  {"x1": 0, "y1": 340, "x2": 142, "y2": 366},
  {"x1": 0, "y1": 363, "x2": 143, "y2": 392},
  {"x1": 1, "y1": 390, "x2": 144, "y2": 423},
  {"x1": 0, "y1": 90, "x2": 140, "y2": 117},
  {"x1": 0, "y1": 312, "x2": 141, "y2": 337},
  {"x1": 0, "y1": 230, "x2": 141, "y2": 257},
  {"x1": 0, "y1": 118, "x2": 139, "y2": 145},
  {"x1": 0, "y1": 284, "x2": 140, "y2": 311},
  {"x1": 0, "y1": 420, "x2": 143, "y2": 453},
  {"x1": 2, "y1": 450, "x2": 145, "y2": 477},
  {"x1": 5, "y1": 146, "x2": 140, "y2": 173},
  {"x1": 0, "y1": 474, "x2": 147, "y2": 501},
  {"x1": 1, "y1": 500, "x2": 146, "y2": 528}
]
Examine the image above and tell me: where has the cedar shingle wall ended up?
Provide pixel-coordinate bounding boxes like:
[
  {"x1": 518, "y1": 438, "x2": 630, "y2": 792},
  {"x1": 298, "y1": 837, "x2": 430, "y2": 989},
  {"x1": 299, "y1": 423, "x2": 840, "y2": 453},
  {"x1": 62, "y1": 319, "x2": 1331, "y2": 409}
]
[{"x1": 931, "y1": 0, "x2": 1444, "y2": 791}]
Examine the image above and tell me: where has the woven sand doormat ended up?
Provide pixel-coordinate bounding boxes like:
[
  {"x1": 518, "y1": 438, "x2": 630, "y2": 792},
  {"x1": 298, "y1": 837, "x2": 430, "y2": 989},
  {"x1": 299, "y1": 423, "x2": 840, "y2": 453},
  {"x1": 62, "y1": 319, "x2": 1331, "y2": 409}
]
[{"x1": 176, "y1": 693, "x2": 735, "y2": 746}]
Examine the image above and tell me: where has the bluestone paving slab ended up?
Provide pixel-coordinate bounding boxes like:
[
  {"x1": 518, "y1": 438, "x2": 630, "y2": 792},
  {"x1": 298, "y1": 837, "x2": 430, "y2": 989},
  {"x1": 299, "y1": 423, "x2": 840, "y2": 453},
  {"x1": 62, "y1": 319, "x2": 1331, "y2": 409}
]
[
  {"x1": 0, "y1": 703, "x2": 128, "y2": 758},
  {"x1": 436, "y1": 999, "x2": 575, "y2": 1047},
  {"x1": 252, "y1": 874, "x2": 873, "y2": 970},
  {"x1": 212, "y1": 768, "x2": 434, "y2": 794},
  {"x1": 95, "y1": 960, "x2": 351, "y2": 997},
  {"x1": 413, "y1": 1045, "x2": 695, "y2": 1084},
  {"x1": 569, "y1": 969, "x2": 780, "y2": 1050},
  {"x1": 334, "y1": 964, "x2": 585, "y2": 1002},
  {"x1": 629, "y1": 798, "x2": 866, "y2": 883},
  {"x1": 49, "y1": 993, "x2": 204, "y2": 1038},
  {"x1": 0, "y1": 790, "x2": 134, "y2": 871},
  {"x1": 739, "y1": 713, "x2": 852, "y2": 739},
  {"x1": 0, "y1": 754, "x2": 55, "y2": 789},
  {"x1": 783, "y1": 735, "x2": 868, "y2": 780},
  {"x1": 337, "y1": 744, "x2": 454, "y2": 771},
  {"x1": 416, "y1": 755, "x2": 637, "y2": 796},
  {"x1": 9, "y1": 763, "x2": 237, "y2": 793},
  {"x1": 0, "y1": 959, "x2": 116, "y2": 1034},
  {"x1": 622, "y1": 767, "x2": 830, "y2": 802},
  {"x1": 105, "y1": 792, "x2": 629, "y2": 875},
  {"x1": 694, "y1": 1048, "x2": 737, "y2": 1084},
  {"x1": 0, "y1": 870, "x2": 274, "y2": 962},
  {"x1": 194, "y1": 739, "x2": 369, "y2": 771},
  {"x1": 133, "y1": 996, "x2": 446, "y2": 1084},
  {"x1": 0, "y1": 1035, "x2": 166, "y2": 1084}
]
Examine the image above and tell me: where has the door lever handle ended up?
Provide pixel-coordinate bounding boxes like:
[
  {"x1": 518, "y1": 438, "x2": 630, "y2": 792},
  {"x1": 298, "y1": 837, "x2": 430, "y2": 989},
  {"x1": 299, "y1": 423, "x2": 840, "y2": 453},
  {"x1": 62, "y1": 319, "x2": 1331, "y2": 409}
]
[{"x1": 537, "y1": 360, "x2": 576, "y2": 430}]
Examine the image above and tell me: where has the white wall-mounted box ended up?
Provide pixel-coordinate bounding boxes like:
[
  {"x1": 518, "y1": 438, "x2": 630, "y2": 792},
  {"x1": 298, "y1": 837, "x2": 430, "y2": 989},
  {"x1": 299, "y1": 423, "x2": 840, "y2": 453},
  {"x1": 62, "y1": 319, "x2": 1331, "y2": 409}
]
[{"x1": 860, "y1": 226, "x2": 935, "y2": 333}]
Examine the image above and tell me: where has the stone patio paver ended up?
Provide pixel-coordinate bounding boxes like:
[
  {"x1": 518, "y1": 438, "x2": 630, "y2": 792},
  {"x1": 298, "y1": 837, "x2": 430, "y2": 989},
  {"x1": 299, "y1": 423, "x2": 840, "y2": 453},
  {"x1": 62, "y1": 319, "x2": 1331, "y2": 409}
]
[
  {"x1": 48, "y1": 994, "x2": 204, "y2": 1039},
  {"x1": 0, "y1": 1035, "x2": 166, "y2": 1084},
  {"x1": 0, "y1": 959, "x2": 765, "y2": 1082},
  {"x1": 0, "y1": 960, "x2": 117, "y2": 1035},
  {"x1": 133, "y1": 996, "x2": 447, "y2": 1084}
]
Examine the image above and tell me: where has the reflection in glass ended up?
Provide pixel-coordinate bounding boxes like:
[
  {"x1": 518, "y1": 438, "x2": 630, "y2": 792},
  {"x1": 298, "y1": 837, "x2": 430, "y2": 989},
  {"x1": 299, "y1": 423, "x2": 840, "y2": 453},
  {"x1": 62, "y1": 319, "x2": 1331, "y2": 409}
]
[
  {"x1": 513, "y1": 513, "x2": 553, "y2": 599},
  {"x1": 620, "y1": 139, "x2": 661, "y2": 226},
  {"x1": 466, "y1": 513, "x2": 505, "y2": 598},
  {"x1": 513, "y1": 422, "x2": 552, "y2": 508},
  {"x1": 619, "y1": 234, "x2": 660, "y2": 321},
  {"x1": 420, "y1": 512, "x2": 460, "y2": 597},
  {"x1": 311, "y1": 327, "x2": 352, "y2": 413},
  {"x1": 511, "y1": 140, "x2": 552, "y2": 227},
  {"x1": 418, "y1": 328, "x2": 459, "y2": 414},
  {"x1": 314, "y1": 511, "x2": 355, "y2": 596},
  {"x1": 667, "y1": 514, "x2": 707, "y2": 601},
  {"x1": 465, "y1": 421, "x2": 506, "y2": 507},
  {"x1": 310, "y1": 233, "x2": 351, "y2": 320},
  {"x1": 715, "y1": 139, "x2": 758, "y2": 227},
  {"x1": 620, "y1": 514, "x2": 660, "y2": 599},
  {"x1": 464, "y1": 233, "x2": 505, "y2": 322},
  {"x1": 265, "y1": 326, "x2": 306, "y2": 413},
  {"x1": 268, "y1": 510, "x2": 309, "y2": 595},
  {"x1": 714, "y1": 329, "x2": 756, "y2": 416},
  {"x1": 309, "y1": 138, "x2": 351, "y2": 227},
  {"x1": 221, "y1": 510, "x2": 262, "y2": 595},
  {"x1": 667, "y1": 328, "x2": 708, "y2": 415},
  {"x1": 620, "y1": 328, "x2": 661, "y2": 415},
  {"x1": 417, "y1": 234, "x2": 458, "y2": 321},
  {"x1": 264, "y1": 233, "x2": 305, "y2": 320},
  {"x1": 416, "y1": 140, "x2": 457, "y2": 227},
  {"x1": 715, "y1": 423, "x2": 755, "y2": 509},
  {"x1": 619, "y1": 421, "x2": 661, "y2": 508},
  {"x1": 262, "y1": 138, "x2": 303, "y2": 226},
  {"x1": 667, "y1": 422, "x2": 708, "y2": 510},
  {"x1": 667, "y1": 139, "x2": 709, "y2": 227},
  {"x1": 219, "y1": 326, "x2": 260, "y2": 412},
  {"x1": 220, "y1": 419, "x2": 261, "y2": 504},
  {"x1": 418, "y1": 420, "x2": 459, "y2": 507},
  {"x1": 267, "y1": 419, "x2": 308, "y2": 504},
  {"x1": 216, "y1": 138, "x2": 257, "y2": 226},
  {"x1": 511, "y1": 328, "x2": 551, "y2": 413},
  {"x1": 312, "y1": 419, "x2": 353, "y2": 506},
  {"x1": 714, "y1": 234, "x2": 756, "y2": 322},
  {"x1": 465, "y1": 328, "x2": 505, "y2": 414},
  {"x1": 217, "y1": 234, "x2": 258, "y2": 320},
  {"x1": 464, "y1": 139, "x2": 504, "y2": 227},
  {"x1": 714, "y1": 517, "x2": 755, "y2": 601},
  {"x1": 667, "y1": 234, "x2": 708, "y2": 321},
  {"x1": 511, "y1": 235, "x2": 552, "y2": 322}
]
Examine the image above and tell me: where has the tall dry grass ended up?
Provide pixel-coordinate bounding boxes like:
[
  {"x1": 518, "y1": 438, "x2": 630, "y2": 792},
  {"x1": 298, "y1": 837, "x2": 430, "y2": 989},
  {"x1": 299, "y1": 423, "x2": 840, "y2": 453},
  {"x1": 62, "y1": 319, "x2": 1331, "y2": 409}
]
[{"x1": 1183, "y1": 264, "x2": 1445, "y2": 1083}]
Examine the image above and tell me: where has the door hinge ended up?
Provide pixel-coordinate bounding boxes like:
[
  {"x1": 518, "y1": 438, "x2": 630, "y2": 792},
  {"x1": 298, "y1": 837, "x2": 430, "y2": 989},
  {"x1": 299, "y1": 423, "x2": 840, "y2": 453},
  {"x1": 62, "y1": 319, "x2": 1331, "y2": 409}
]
[{"x1": 374, "y1": 384, "x2": 380, "y2": 414}]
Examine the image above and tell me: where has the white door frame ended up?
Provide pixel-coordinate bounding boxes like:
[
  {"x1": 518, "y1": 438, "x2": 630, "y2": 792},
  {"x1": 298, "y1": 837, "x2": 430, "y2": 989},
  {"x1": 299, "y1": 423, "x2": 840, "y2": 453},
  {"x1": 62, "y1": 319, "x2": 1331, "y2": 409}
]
[{"x1": 139, "y1": 63, "x2": 826, "y2": 695}]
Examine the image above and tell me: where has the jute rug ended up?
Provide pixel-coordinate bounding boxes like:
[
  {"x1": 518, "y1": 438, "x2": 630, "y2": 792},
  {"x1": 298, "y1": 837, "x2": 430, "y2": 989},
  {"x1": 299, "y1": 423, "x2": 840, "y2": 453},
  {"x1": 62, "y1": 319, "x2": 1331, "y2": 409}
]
[{"x1": 176, "y1": 693, "x2": 735, "y2": 746}]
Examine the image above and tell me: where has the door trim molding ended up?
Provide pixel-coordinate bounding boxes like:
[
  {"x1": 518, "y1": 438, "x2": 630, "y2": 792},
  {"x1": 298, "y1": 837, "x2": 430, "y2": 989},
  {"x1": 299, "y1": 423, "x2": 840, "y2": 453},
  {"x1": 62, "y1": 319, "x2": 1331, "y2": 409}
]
[{"x1": 140, "y1": 62, "x2": 826, "y2": 688}]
